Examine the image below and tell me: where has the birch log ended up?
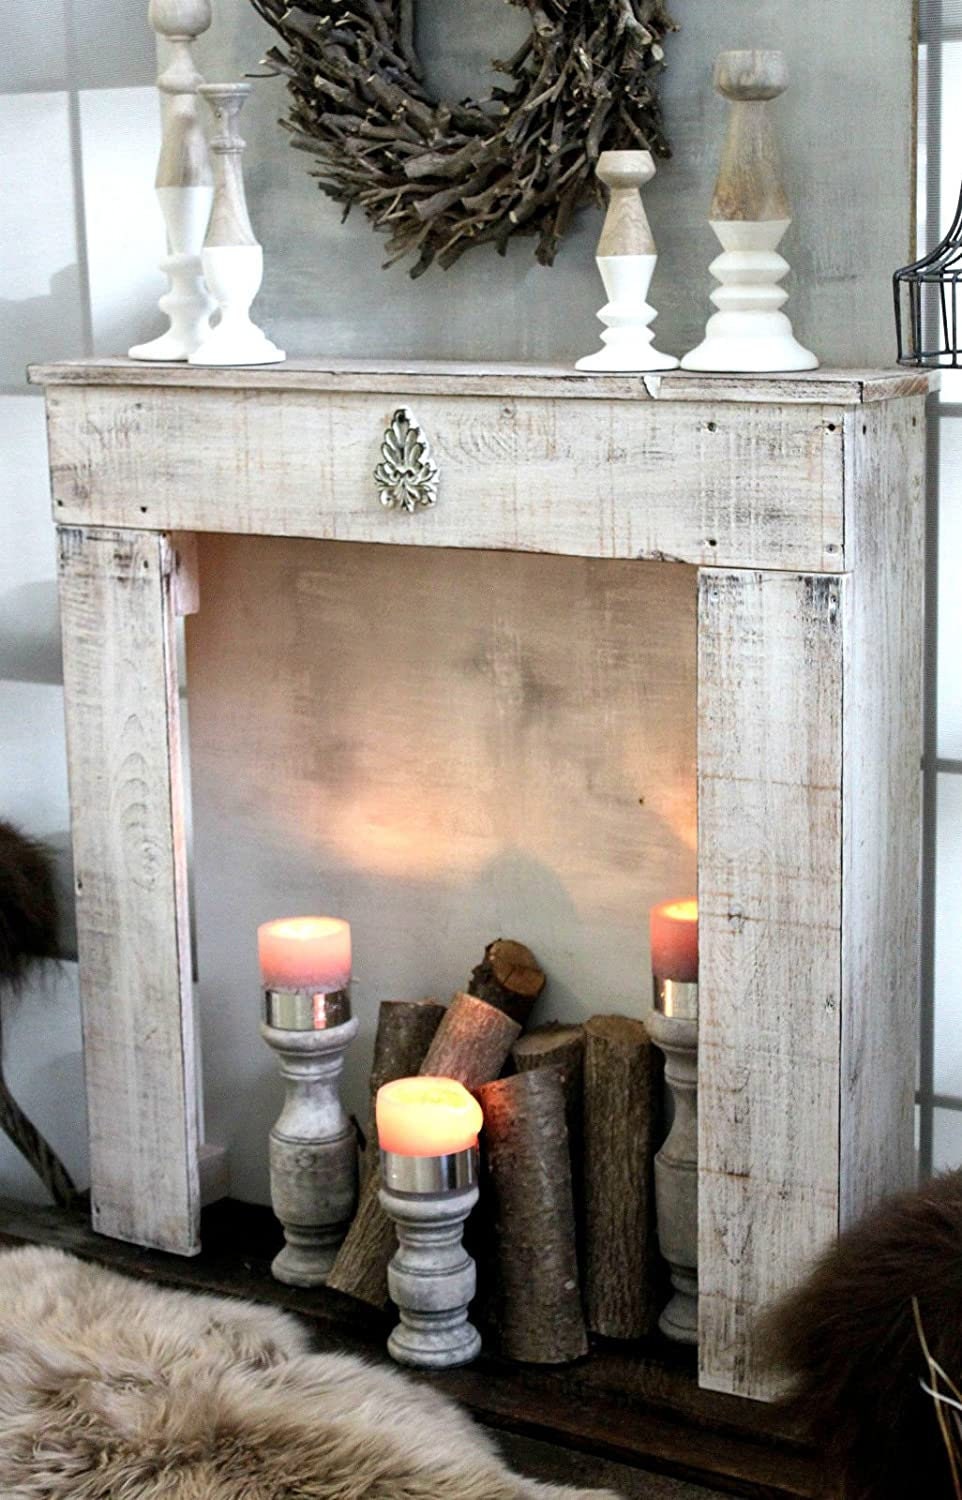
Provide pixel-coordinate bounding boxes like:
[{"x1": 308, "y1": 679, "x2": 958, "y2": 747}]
[
  {"x1": 478, "y1": 1069, "x2": 587, "y2": 1363},
  {"x1": 328, "y1": 993, "x2": 520, "y2": 1306},
  {"x1": 583, "y1": 1014, "x2": 660, "y2": 1338},
  {"x1": 467, "y1": 939, "x2": 546, "y2": 1027},
  {"x1": 362, "y1": 998, "x2": 446, "y2": 1181}
]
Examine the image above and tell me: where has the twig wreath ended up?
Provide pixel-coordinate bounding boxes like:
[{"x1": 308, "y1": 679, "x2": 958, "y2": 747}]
[{"x1": 250, "y1": 0, "x2": 678, "y2": 276}]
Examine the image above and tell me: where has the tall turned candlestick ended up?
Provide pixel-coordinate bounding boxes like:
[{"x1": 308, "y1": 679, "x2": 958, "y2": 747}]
[
  {"x1": 647, "y1": 898, "x2": 699, "y2": 1344},
  {"x1": 189, "y1": 83, "x2": 285, "y2": 366},
  {"x1": 129, "y1": 0, "x2": 214, "y2": 362},
  {"x1": 682, "y1": 50, "x2": 817, "y2": 373},
  {"x1": 576, "y1": 151, "x2": 678, "y2": 373},
  {"x1": 258, "y1": 918, "x2": 357, "y2": 1286}
]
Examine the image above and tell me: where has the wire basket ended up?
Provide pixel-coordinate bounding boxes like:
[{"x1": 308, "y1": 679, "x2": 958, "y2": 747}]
[{"x1": 895, "y1": 187, "x2": 962, "y2": 366}]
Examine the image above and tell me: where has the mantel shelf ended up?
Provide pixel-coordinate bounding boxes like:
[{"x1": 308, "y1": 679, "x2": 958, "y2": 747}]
[{"x1": 29, "y1": 355, "x2": 936, "y2": 406}]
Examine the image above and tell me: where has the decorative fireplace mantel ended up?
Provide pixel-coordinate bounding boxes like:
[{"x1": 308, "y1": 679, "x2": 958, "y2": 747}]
[{"x1": 31, "y1": 357, "x2": 931, "y2": 1403}]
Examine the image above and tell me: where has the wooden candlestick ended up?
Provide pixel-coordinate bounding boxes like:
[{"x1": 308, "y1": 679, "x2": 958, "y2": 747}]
[
  {"x1": 576, "y1": 151, "x2": 678, "y2": 374},
  {"x1": 327, "y1": 993, "x2": 520, "y2": 1306},
  {"x1": 129, "y1": 0, "x2": 214, "y2": 361},
  {"x1": 645, "y1": 1004, "x2": 698, "y2": 1343},
  {"x1": 261, "y1": 992, "x2": 359, "y2": 1286},
  {"x1": 583, "y1": 1014, "x2": 660, "y2": 1339},
  {"x1": 682, "y1": 50, "x2": 817, "y2": 372},
  {"x1": 189, "y1": 84, "x2": 285, "y2": 366}
]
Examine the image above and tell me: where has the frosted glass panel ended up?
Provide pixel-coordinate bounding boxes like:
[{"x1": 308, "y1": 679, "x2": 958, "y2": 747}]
[
  {"x1": 0, "y1": 0, "x2": 67, "y2": 91},
  {"x1": 939, "y1": 420, "x2": 962, "y2": 756},
  {"x1": 0, "y1": 394, "x2": 61, "y2": 687},
  {"x1": 935, "y1": 773, "x2": 962, "y2": 1094},
  {"x1": 0, "y1": 92, "x2": 85, "y2": 384},
  {"x1": 79, "y1": 86, "x2": 165, "y2": 354},
  {"x1": 934, "y1": 1107, "x2": 962, "y2": 1171}
]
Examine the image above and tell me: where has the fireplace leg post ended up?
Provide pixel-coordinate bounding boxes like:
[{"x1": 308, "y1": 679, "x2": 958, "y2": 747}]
[
  {"x1": 646, "y1": 1009, "x2": 699, "y2": 1345},
  {"x1": 260, "y1": 1016, "x2": 360, "y2": 1286}
]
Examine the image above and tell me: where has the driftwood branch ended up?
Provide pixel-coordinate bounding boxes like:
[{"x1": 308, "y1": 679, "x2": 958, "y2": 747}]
[{"x1": 248, "y1": 0, "x2": 677, "y2": 274}]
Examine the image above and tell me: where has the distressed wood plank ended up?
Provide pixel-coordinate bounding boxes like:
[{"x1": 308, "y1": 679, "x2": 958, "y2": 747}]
[
  {"x1": 44, "y1": 386, "x2": 846, "y2": 572},
  {"x1": 839, "y1": 397, "x2": 925, "y2": 1222},
  {"x1": 57, "y1": 525, "x2": 200, "y2": 1254},
  {"x1": 28, "y1": 356, "x2": 936, "y2": 405},
  {"x1": 697, "y1": 568, "x2": 845, "y2": 1400}
]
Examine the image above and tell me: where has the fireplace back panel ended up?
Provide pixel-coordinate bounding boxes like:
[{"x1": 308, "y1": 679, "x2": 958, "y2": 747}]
[{"x1": 186, "y1": 536, "x2": 697, "y2": 1203}]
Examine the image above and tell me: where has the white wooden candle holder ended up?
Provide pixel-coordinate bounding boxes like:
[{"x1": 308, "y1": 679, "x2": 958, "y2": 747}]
[
  {"x1": 682, "y1": 51, "x2": 817, "y2": 374},
  {"x1": 379, "y1": 1148, "x2": 481, "y2": 1369},
  {"x1": 261, "y1": 987, "x2": 358, "y2": 1286},
  {"x1": 645, "y1": 982, "x2": 698, "y2": 1345},
  {"x1": 189, "y1": 83, "x2": 285, "y2": 367},
  {"x1": 129, "y1": 0, "x2": 214, "y2": 362},
  {"x1": 576, "y1": 151, "x2": 678, "y2": 373}
]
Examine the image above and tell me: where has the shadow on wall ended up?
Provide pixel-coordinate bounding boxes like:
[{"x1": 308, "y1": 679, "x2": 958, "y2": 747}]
[{"x1": 0, "y1": 581, "x2": 63, "y2": 686}]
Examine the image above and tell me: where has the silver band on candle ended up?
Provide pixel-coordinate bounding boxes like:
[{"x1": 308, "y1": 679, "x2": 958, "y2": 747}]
[
  {"x1": 264, "y1": 985, "x2": 352, "y2": 1030},
  {"x1": 653, "y1": 977, "x2": 699, "y2": 1020},
  {"x1": 380, "y1": 1145, "x2": 478, "y2": 1196}
]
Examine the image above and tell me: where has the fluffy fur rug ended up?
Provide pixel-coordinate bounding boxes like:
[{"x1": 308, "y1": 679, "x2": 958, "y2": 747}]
[
  {"x1": 0, "y1": 1246, "x2": 620, "y2": 1500},
  {"x1": 764, "y1": 1168, "x2": 962, "y2": 1499}
]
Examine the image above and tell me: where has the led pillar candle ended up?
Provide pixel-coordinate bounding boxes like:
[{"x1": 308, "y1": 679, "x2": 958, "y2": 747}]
[
  {"x1": 377, "y1": 1077, "x2": 483, "y2": 1369},
  {"x1": 646, "y1": 897, "x2": 699, "y2": 1344},
  {"x1": 258, "y1": 916, "x2": 358, "y2": 1287}
]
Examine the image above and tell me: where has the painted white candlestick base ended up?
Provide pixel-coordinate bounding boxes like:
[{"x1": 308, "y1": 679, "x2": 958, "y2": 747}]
[
  {"x1": 576, "y1": 150, "x2": 677, "y2": 374},
  {"x1": 576, "y1": 255, "x2": 679, "y2": 373},
  {"x1": 682, "y1": 220, "x2": 817, "y2": 373},
  {"x1": 130, "y1": 186, "x2": 214, "y2": 361},
  {"x1": 645, "y1": 1008, "x2": 698, "y2": 1345},
  {"x1": 189, "y1": 247, "x2": 285, "y2": 366}
]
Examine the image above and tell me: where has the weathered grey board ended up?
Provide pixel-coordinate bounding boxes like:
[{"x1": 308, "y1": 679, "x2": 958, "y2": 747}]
[
  {"x1": 839, "y1": 399, "x2": 925, "y2": 1221},
  {"x1": 185, "y1": 538, "x2": 698, "y2": 1207},
  {"x1": 41, "y1": 383, "x2": 847, "y2": 572},
  {"x1": 698, "y1": 567, "x2": 845, "y2": 1400},
  {"x1": 56, "y1": 527, "x2": 200, "y2": 1254}
]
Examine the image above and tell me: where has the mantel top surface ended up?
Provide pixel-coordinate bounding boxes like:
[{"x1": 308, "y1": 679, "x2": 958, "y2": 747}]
[{"x1": 29, "y1": 356, "x2": 936, "y2": 406}]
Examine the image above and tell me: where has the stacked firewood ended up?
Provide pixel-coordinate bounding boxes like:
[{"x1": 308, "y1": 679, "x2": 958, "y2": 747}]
[{"x1": 329, "y1": 938, "x2": 662, "y2": 1363}]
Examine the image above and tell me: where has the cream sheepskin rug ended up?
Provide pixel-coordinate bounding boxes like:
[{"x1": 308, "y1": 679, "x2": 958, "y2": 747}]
[{"x1": 0, "y1": 1246, "x2": 621, "y2": 1500}]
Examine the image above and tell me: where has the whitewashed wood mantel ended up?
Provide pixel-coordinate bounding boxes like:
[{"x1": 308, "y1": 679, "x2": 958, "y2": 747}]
[{"x1": 31, "y1": 356, "x2": 930, "y2": 1403}]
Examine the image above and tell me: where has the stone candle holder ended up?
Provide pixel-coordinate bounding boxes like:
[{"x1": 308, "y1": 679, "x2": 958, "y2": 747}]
[
  {"x1": 261, "y1": 984, "x2": 359, "y2": 1287},
  {"x1": 645, "y1": 977, "x2": 698, "y2": 1344},
  {"x1": 379, "y1": 1145, "x2": 481, "y2": 1369}
]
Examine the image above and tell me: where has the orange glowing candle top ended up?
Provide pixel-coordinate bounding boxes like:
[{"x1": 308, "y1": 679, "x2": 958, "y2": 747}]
[
  {"x1": 257, "y1": 916, "x2": 352, "y2": 992},
  {"x1": 649, "y1": 899, "x2": 698, "y2": 982},
  {"x1": 377, "y1": 1077, "x2": 484, "y2": 1158}
]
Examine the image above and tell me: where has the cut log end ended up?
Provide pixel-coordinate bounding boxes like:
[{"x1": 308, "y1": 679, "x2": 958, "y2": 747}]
[{"x1": 467, "y1": 938, "x2": 546, "y2": 1027}]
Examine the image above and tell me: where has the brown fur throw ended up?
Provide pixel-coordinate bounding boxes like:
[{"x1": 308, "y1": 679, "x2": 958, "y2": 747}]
[
  {"x1": 764, "y1": 1168, "x2": 962, "y2": 1499},
  {"x1": 0, "y1": 1246, "x2": 621, "y2": 1500},
  {"x1": 0, "y1": 819, "x2": 58, "y2": 989}
]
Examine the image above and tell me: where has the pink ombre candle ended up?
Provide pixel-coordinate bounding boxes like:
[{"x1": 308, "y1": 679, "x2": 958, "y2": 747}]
[
  {"x1": 258, "y1": 916, "x2": 352, "y2": 992},
  {"x1": 376, "y1": 1077, "x2": 483, "y2": 1158},
  {"x1": 649, "y1": 898, "x2": 698, "y2": 983}
]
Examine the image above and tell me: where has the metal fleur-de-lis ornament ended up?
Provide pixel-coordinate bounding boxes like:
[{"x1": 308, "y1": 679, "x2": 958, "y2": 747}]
[{"x1": 374, "y1": 409, "x2": 439, "y2": 513}]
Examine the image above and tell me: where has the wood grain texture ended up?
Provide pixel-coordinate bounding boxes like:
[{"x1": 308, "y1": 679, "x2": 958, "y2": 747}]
[
  {"x1": 29, "y1": 358, "x2": 935, "y2": 404},
  {"x1": 839, "y1": 397, "x2": 925, "y2": 1224},
  {"x1": 697, "y1": 568, "x2": 846, "y2": 1400},
  {"x1": 478, "y1": 1069, "x2": 587, "y2": 1364},
  {"x1": 56, "y1": 526, "x2": 200, "y2": 1254},
  {"x1": 583, "y1": 1014, "x2": 660, "y2": 1340},
  {"x1": 42, "y1": 383, "x2": 847, "y2": 572},
  {"x1": 362, "y1": 998, "x2": 446, "y2": 1177}
]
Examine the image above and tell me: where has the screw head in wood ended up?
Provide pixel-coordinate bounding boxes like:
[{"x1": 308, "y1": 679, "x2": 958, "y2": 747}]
[{"x1": 713, "y1": 49, "x2": 788, "y2": 102}]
